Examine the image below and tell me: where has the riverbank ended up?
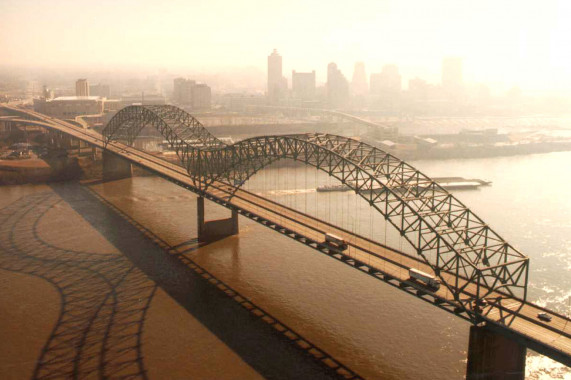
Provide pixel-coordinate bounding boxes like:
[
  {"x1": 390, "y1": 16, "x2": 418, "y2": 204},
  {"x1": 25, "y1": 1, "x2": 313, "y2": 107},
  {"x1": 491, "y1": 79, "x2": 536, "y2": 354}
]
[
  {"x1": 0, "y1": 155, "x2": 153, "y2": 185},
  {"x1": 402, "y1": 141, "x2": 571, "y2": 160},
  {"x1": 0, "y1": 157, "x2": 82, "y2": 185}
]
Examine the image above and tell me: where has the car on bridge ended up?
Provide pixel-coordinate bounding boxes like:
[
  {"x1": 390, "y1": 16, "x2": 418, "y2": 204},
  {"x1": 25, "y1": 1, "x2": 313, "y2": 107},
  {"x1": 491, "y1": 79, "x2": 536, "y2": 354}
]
[{"x1": 5, "y1": 150, "x2": 30, "y2": 160}]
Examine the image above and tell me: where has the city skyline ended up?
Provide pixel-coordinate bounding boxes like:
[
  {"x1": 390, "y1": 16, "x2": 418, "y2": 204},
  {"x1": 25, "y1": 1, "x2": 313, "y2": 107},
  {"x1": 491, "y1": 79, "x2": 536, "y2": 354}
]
[
  {"x1": 2, "y1": 0, "x2": 571, "y2": 94},
  {"x1": 0, "y1": 52, "x2": 557, "y2": 98}
]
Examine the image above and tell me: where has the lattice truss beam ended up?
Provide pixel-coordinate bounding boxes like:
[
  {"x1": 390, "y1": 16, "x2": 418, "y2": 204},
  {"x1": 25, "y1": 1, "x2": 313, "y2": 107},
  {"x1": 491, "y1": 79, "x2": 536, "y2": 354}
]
[{"x1": 103, "y1": 106, "x2": 529, "y2": 308}]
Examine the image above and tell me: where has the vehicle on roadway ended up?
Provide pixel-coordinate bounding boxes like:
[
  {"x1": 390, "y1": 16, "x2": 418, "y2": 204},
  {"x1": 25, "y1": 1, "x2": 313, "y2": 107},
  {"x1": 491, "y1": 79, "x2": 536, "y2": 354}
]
[
  {"x1": 324, "y1": 233, "x2": 348, "y2": 251},
  {"x1": 409, "y1": 268, "x2": 441, "y2": 290},
  {"x1": 537, "y1": 313, "x2": 552, "y2": 322},
  {"x1": 5, "y1": 150, "x2": 30, "y2": 160}
]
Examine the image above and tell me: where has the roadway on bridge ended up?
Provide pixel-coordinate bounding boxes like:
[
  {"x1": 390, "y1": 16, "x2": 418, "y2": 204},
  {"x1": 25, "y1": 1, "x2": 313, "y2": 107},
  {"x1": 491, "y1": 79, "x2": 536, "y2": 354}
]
[{"x1": 2, "y1": 105, "x2": 570, "y2": 366}]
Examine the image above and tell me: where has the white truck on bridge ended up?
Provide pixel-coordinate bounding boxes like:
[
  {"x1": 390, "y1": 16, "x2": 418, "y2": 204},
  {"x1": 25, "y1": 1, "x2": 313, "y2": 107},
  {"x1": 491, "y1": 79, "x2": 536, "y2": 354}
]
[
  {"x1": 409, "y1": 268, "x2": 441, "y2": 290},
  {"x1": 324, "y1": 233, "x2": 348, "y2": 251}
]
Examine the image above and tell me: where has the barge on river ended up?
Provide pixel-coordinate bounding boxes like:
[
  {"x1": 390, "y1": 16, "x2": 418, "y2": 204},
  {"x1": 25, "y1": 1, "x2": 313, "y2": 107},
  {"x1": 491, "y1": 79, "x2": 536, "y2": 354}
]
[{"x1": 317, "y1": 177, "x2": 491, "y2": 192}]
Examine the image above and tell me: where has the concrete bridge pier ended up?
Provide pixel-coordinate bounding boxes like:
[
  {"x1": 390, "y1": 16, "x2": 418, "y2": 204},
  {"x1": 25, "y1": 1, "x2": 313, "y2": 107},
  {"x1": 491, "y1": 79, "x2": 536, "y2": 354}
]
[
  {"x1": 102, "y1": 150, "x2": 132, "y2": 181},
  {"x1": 466, "y1": 324, "x2": 526, "y2": 380},
  {"x1": 197, "y1": 196, "x2": 239, "y2": 243},
  {"x1": 47, "y1": 130, "x2": 68, "y2": 149}
]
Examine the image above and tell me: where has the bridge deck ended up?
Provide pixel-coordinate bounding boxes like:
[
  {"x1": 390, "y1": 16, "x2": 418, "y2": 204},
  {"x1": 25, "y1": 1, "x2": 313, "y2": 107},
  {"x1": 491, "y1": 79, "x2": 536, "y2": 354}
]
[{"x1": 3, "y1": 105, "x2": 570, "y2": 366}]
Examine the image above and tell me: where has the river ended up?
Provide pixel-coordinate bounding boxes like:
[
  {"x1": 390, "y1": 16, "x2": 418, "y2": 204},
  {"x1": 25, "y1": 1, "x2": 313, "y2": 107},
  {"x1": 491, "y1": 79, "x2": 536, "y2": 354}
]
[{"x1": 0, "y1": 151, "x2": 569, "y2": 379}]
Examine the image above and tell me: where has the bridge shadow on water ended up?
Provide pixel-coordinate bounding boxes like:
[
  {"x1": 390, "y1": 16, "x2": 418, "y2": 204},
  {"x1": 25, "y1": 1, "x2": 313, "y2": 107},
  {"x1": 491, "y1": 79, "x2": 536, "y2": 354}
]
[
  {"x1": 0, "y1": 190, "x2": 156, "y2": 379},
  {"x1": 0, "y1": 181, "x2": 357, "y2": 379}
]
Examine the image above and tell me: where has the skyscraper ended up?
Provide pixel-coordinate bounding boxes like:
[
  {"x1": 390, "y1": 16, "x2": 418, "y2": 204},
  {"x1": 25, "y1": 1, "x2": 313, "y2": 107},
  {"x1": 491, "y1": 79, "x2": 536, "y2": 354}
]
[
  {"x1": 267, "y1": 49, "x2": 287, "y2": 103},
  {"x1": 75, "y1": 79, "x2": 89, "y2": 97},
  {"x1": 351, "y1": 62, "x2": 368, "y2": 96},
  {"x1": 327, "y1": 63, "x2": 349, "y2": 108},
  {"x1": 292, "y1": 70, "x2": 316, "y2": 100},
  {"x1": 370, "y1": 65, "x2": 402, "y2": 110}
]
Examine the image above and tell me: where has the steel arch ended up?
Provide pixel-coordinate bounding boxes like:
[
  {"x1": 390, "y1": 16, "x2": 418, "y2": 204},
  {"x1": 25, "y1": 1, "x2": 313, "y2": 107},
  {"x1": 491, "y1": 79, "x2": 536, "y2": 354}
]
[{"x1": 103, "y1": 105, "x2": 529, "y2": 313}]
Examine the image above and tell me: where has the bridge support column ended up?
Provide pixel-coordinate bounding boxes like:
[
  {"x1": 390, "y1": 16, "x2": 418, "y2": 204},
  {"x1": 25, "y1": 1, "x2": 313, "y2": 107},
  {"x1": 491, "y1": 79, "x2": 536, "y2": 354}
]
[
  {"x1": 102, "y1": 150, "x2": 132, "y2": 181},
  {"x1": 466, "y1": 325, "x2": 526, "y2": 380},
  {"x1": 197, "y1": 196, "x2": 239, "y2": 243}
]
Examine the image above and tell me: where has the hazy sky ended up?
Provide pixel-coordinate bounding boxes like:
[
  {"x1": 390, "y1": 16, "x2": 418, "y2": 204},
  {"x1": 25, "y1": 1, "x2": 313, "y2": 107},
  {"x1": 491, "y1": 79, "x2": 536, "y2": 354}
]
[{"x1": 2, "y1": 0, "x2": 571, "y2": 92}]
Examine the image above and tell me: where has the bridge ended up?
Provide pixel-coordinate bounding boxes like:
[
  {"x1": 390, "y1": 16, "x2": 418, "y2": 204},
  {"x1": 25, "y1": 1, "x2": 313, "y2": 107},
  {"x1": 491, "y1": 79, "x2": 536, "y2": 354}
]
[
  {"x1": 248, "y1": 105, "x2": 395, "y2": 131},
  {"x1": 1, "y1": 104, "x2": 570, "y2": 378}
]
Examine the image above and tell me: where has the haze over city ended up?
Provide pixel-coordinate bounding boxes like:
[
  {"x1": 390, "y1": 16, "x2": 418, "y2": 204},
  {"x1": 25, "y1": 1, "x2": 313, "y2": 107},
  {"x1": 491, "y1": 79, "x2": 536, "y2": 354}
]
[
  {"x1": 2, "y1": 0, "x2": 571, "y2": 94},
  {"x1": 0, "y1": 1, "x2": 570, "y2": 379}
]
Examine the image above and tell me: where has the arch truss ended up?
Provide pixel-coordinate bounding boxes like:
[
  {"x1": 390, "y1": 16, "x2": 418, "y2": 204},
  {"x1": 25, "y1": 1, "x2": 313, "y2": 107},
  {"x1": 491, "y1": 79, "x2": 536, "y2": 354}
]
[{"x1": 103, "y1": 105, "x2": 529, "y2": 313}]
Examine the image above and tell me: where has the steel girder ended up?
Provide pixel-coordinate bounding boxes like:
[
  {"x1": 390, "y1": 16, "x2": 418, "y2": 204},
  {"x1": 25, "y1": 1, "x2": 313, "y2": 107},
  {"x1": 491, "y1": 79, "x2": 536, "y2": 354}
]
[
  {"x1": 104, "y1": 104, "x2": 225, "y2": 149},
  {"x1": 102, "y1": 105, "x2": 529, "y2": 313}
]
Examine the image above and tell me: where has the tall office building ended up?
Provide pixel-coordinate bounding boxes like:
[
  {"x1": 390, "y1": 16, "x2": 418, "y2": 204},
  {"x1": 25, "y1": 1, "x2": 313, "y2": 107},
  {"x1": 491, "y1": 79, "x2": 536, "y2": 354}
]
[
  {"x1": 76, "y1": 79, "x2": 89, "y2": 97},
  {"x1": 292, "y1": 70, "x2": 316, "y2": 100},
  {"x1": 327, "y1": 63, "x2": 349, "y2": 108},
  {"x1": 173, "y1": 78, "x2": 195, "y2": 105},
  {"x1": 351, "y1": 62, "x2": 368, "y2": 96},
  {"x1": 442, "y1": 57, "x2": 463, "y2": 90},
  {"x1": 267, "y1": 49, "x2": 287, "y2": 103}
]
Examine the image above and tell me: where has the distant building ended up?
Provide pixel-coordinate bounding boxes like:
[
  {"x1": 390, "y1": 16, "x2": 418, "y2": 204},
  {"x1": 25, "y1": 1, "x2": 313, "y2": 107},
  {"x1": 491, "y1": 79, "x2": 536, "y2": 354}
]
[
  {"x1": 191, "y1": 84, "x2": 211, "y2": 109},
  {"x1": 408, "y1": 77, "x2": 428, "y2": 94},
  {"x1": 42, "y1": 85, "x2": 55, "y2": 100},
  {"x1": 103, "y1": 99, "x2": 121, "y2": 112},
  {"x1": 34, "y1": 96, "x2": 103, "y2": 118},
  {"x1": 351, "y1": 62, "x2": 368, "y2": 96},
  {"x1": 173, "y1": 78, "x2": 195, "y2": 105},
  {"x1": 370, "y1": 64, "x2": 401, "y2": 95},
  {"x1": 75, "y1": 79, "x2": 89, "y2": 97},
  {"x1": 327, "y1": 63, "x2": 349, "y2": 108},
  {"x1": 369, "y1": 65, "x2": 402, "y2": 110},
  {"x1": 172, "y1": 78, "x2": 211, "y2": 109},
  {"x1": 90, "y1": 84, "x2": 111, "y2": 98},
  {"x1": 442, "y1": 57, "x2": 463, "y2": 93},
  {"x1": 291, "y1": 70, "x2": 316, "y2": 100},
  {"x1": 218, "y1": 93, "x2": 266, "y2": 112},
  {"x1": 267, "y1": 49, "x2": 288, "y2": 103},
  {"x1": 407, "y1": 77, "x2": 432, "y2": 105}
]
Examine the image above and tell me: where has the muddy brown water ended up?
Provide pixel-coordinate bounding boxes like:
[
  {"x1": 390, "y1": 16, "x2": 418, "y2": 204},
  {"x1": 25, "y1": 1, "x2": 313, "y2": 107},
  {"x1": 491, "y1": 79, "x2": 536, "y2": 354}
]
[{"x1": 0, "y1": 151, "x2": 570, "y2": 379}]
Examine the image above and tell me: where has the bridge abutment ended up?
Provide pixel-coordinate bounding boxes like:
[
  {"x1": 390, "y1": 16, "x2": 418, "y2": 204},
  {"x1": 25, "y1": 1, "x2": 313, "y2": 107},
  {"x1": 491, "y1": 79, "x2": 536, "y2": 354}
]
[
  {"x1": 466, "y1": 324, "x2": 526, "y2": 380},
  {"x1": 102, "y1": 150, "x2": 132, "y2": 181},
  {"x1": 197, "y1": 196, "x2": 239, "y2": 243}
]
